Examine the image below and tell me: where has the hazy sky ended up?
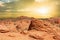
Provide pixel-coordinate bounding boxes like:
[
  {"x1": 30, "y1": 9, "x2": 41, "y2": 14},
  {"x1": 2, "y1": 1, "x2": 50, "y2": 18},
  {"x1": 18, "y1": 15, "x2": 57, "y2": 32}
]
[{"x1": 0, "y1": 0, "x2": 60, "y2": 18}]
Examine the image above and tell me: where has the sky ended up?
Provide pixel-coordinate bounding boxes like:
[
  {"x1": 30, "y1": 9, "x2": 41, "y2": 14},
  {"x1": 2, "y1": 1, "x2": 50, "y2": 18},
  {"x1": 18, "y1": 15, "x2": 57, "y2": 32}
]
[{"x1": 0, "y1": 0, "x2": 60, "y2": 18}]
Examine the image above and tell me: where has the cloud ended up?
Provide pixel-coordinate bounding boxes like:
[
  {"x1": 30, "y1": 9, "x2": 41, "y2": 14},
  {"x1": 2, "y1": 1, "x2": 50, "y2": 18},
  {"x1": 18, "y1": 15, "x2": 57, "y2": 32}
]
[
  {"x1": 0, "y1": 0, "x2": 18, "y2": 3},
  {"x1": 0, "y1": 1, "x2": 5, "y2": 7}
]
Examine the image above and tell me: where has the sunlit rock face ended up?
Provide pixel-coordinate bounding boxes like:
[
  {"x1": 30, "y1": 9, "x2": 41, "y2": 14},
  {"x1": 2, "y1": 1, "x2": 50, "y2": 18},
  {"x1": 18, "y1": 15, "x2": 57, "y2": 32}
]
[{"x1": 0, "y1": 16, "x2": 60, "y2": 40}]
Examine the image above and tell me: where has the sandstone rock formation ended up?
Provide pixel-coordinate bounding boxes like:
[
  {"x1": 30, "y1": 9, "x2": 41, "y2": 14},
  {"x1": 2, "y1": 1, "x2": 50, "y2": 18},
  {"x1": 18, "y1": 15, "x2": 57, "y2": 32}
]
[{"x1": 0, "y1": 16, "x2": 60, "y2": 40}]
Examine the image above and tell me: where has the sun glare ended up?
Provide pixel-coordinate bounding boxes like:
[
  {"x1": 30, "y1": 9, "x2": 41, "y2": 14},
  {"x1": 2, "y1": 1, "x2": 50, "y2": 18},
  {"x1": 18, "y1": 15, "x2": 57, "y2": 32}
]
[
  {"x1": 35, "y1": 7, "x2": 50, "y2": 15},
  {"x1": 35, "y1": 0, "x2": 45, "y2": 2},
  {"x1": 32, "y1": 6, "x2": 56, "y2": 18}
]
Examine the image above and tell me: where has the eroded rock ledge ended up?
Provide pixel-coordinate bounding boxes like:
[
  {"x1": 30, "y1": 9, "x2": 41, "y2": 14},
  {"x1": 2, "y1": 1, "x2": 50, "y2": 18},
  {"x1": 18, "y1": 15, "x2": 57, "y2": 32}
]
[{"x1": 0, "y1": 16, "x2": 60, "y2": 40}]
